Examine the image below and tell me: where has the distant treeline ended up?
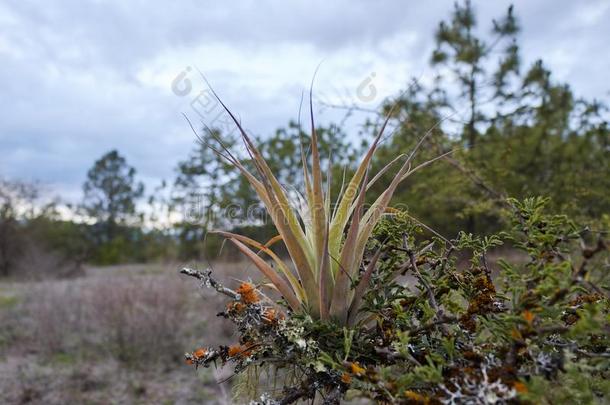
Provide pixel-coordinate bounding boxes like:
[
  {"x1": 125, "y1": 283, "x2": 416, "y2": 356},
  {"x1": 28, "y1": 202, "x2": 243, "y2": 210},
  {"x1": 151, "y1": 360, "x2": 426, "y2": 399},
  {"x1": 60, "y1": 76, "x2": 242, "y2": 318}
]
[{"x1": 1, "y1": 1, "x2": 608, "y2": 276}]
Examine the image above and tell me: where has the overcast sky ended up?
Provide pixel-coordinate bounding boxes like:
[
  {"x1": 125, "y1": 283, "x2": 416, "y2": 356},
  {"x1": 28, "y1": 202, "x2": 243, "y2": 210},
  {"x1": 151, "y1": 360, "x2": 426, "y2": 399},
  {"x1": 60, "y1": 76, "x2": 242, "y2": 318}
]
[{"x1": 1, "y1": 0, "x2": 609, "y2": 203}]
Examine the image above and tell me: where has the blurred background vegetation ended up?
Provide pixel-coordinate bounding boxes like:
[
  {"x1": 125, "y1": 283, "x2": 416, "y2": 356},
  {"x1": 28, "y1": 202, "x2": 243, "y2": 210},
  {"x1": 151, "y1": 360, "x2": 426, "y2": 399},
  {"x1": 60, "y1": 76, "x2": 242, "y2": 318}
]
[{"x1": 1, "y1": 2, "x2": 607, "y2": 277}]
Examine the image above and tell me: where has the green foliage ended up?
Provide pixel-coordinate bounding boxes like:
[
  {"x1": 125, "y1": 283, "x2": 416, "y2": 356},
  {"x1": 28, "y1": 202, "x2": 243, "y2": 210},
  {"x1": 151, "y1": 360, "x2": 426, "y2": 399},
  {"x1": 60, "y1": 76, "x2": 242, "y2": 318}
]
[
  {"x1": 0, "y1": 179, "x2": 88, "y2": 277},
  {"x1": 185, "y1": 197, "x2": 609, "y2": 404},
  {"x1": 82, "y1": 149, "x2": 144, "y2": 242},
  {"x1": 0, "y1": 179, "x2": 37, "y2": 276},
  {"x1": 366, "y1": 1, "x2": 609, "y2": 237},
  {"x1": 78, "y1": 150, "x2": 159, "y2": 265},
  {"x1": 27, "y1": 216, "x2": 89, "y2": 261}
]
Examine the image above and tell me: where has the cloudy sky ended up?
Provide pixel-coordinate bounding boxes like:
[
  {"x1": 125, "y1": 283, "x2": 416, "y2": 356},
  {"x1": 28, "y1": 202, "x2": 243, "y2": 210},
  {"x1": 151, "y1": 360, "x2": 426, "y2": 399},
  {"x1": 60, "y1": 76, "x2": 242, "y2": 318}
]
[{"x1": 1, "y1": 0, "x2": 609, "y2": 203}]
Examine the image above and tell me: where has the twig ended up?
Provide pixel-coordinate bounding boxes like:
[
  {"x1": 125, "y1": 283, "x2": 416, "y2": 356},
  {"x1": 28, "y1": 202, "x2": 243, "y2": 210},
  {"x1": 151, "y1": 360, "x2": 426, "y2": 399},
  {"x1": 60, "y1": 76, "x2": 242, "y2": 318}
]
[
  {"x1": 179, "y1": 267, "x2": 239, "y2": 299},
  {"x1": 374, "y1": 347, "x2": 423, "y2": 366},
  {"x1": 549, "y1": 236, "x2": 608, "y2": 305},
  {"x1": 404, "y1": 235, "x2": 450, "y2": 336},
  {"x1": 408, "y1": 315, "x2": 458, "y2": 336}
]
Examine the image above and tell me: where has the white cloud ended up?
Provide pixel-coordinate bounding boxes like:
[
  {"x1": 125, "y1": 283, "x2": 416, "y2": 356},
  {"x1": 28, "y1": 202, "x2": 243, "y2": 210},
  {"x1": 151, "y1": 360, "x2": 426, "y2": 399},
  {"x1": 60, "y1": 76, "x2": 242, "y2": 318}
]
[{"x1": 0, "y1": 0, "x2": 608, "y2": 204}]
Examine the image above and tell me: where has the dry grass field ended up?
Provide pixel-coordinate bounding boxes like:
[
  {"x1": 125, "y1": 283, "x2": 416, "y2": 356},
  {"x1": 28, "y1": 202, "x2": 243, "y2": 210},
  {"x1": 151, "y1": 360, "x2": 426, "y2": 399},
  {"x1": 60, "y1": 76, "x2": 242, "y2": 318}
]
[{"x1": 0, "y1": 262, "x2": 255, "y2": 405}]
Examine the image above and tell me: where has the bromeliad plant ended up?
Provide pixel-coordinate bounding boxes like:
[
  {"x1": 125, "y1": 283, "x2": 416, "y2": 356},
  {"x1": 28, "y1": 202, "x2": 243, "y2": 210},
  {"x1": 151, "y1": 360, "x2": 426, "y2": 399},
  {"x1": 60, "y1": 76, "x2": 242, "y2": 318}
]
[{"x1": 192, "y1": 92, "x2": 450, "y2": 326}]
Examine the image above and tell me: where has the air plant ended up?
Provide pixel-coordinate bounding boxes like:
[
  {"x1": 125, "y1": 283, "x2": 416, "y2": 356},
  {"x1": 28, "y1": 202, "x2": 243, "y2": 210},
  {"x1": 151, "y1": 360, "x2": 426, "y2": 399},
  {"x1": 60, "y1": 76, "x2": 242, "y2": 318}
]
[{"x1": 193, "y1": 83, "x2": 452, "y2": 327}]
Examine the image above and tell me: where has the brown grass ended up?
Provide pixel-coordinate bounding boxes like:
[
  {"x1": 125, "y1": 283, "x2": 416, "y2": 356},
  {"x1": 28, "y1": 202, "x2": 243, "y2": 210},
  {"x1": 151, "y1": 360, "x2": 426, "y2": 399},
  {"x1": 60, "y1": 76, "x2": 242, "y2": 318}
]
[
  {"x1": 23, "y1": 275, "x2": 189, "y2": 363},
  {"x1": 0, "y1": 262, "x2": 250, "y2": 404}
]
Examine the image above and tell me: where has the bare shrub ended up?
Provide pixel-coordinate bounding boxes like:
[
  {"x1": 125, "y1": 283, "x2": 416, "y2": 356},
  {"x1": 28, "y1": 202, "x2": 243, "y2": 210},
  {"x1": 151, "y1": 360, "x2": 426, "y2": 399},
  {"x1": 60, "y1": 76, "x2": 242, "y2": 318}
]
[
  {"x1": 90, "y1": 276, "x2": 189, "y2": 364},
  {"x1": 23, "y1": 281, "x2": 84, "y2": 354},
  {"x1": 23, "y1": 275, "x2": 191, "y2": 365}
]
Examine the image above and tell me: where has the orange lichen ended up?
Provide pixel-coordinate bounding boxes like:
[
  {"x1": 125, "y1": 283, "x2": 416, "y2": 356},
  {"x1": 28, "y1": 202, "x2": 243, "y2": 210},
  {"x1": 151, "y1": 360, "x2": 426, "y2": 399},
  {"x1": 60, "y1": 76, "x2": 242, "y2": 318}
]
[
  {"x1": 403, "y1": 390, "x2": 427, "y2": 403},
  {"x1": 228, "y1": 345, "x2": 242, "y2": 357},
  {"x1": 237, "y1": 282, "x2": 259, "y2": 304},
  {"x1": 193, "y1": 348, "x2": 207, "y2": 359},
  {"x1": 350, "y1": 362, "x2": 366, "y2": 376},
  {"x1": 241, "y1": 344, "x2": 254, "y2": 357},
  {"x1": 522, "y1": 310, "x2": 535, "y2": 325},
  {"x1": 511, "y1": 328, "x2": 523, "y2": 340},
  {"x1": 228, "y1": 344, "x2": 254, "y2": 358},
  {"x1": 227, "y1": 301, "x2": 246, "y2": 313},
  {"x1": 262, "y1": 308, "x2": 278, "y2": 324},
  {"x1": 341, "y1": 372, "x2": 352, "y2": 384},
  {"x1": 513, "y1": 381, "x2": 528, "y2": 393}
]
